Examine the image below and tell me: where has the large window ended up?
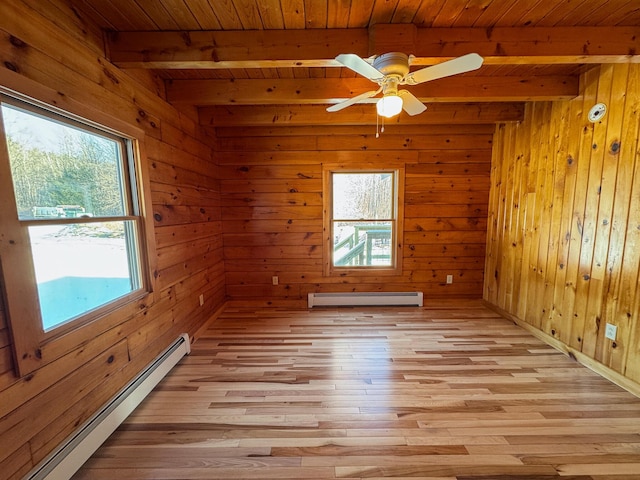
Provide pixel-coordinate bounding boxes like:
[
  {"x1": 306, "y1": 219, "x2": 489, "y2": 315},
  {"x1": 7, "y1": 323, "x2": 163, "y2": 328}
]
[
  {"x1": 0, "y1": 93, "x2": 151, "y2": 374},
  {"x1": 323, "y1": 166, "x2": 404, "y2": 276}
]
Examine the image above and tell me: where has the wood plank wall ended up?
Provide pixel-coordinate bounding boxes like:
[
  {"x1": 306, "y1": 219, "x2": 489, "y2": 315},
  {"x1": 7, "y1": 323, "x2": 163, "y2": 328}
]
[
  {"x1": 0, "y1": 1, "x2": 224, "y2": 478},
  {"x1": 485, "y1": 64, "x2": 640, "y2": 391},
  {"x1": 216, "y1": 123, "x2": 494, "y2": 307}
]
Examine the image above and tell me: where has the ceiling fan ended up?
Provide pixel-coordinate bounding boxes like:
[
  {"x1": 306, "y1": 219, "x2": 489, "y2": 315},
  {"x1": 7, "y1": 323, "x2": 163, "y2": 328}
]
[{"x1": 327, "y1": 52, "x2": 484, "y2": 118}]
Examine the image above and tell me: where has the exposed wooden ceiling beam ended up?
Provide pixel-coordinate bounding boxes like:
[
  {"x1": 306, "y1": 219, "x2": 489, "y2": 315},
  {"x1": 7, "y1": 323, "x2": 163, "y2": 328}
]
[
  {"x1": 166, "y1": 76, "x2": 577, "y2": 105},
  {"x1": 199, "y1": 103, "x2": 525, "y2": 127},
  {"x1": 107, "y1": 26, "x2": 640, "y2": 69}
]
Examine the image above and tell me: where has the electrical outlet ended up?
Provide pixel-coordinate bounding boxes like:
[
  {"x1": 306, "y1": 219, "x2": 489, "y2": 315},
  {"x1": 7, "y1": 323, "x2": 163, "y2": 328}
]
[
  {"x1": 446, "y1": 275, "x2": 453, "y2": 284},
  {"x1": 272, "y1": 276, "x2": 279, "y2": 285},
  {"x1": 605, "y1": 323, "x2": 617, "y2": 341},
  {"x1": 199, "y1": 293, "x2": 204, "y2": 306}
]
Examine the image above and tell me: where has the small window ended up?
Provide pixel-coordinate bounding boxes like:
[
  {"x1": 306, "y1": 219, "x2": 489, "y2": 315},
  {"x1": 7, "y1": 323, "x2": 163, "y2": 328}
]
[
  {"x1": 1, "y1": 97, "x2": 145, "y2": 334},
  {"x1": 323, "y1": 166, "x2": 404, "y2": 276}
]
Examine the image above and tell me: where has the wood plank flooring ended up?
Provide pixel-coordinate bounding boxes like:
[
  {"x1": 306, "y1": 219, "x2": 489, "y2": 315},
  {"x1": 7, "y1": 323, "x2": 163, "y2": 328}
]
[{"x1": 73, "y1": 301, "x2": 640, "y2": 479}]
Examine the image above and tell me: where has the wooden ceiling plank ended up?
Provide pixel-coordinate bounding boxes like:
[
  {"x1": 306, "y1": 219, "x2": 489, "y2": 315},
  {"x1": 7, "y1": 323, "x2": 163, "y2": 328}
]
[
  {"x1": 245, "y1": 68, "x2": 266, "y2": 79},
  {"x1": 523, "y1": 0, "x2": 581, "y2": 27},
  {"x1": 70, "y1": 0, "x2": 640, "y2": 32},
  {"x1": 179, "y1": 1, "x2": 222, "y2": 29},
  {"x1": 530, "y1": 1, "x2": 585, "y2": 27},
  {"x1": 551, "y1": 0, "x2": 614, "y2": 27},
  {"x1": 255, "y1": 0, "x2": 286, "y2": 29},
  {"x1": 412, "y1": 0, "x2": 448, "y2": 27},
  {"x1": 309, "y1": 66, "x2": 327, "y2": 79},
  {"x1": 69, "y1": 0, "x2": 119, "y2": 31},
  {"x1": 262, "y1": 67, "x2": 282, "y2": 79},
  {"x1": 198, "y1": 103, "x2": 525, "y2": 126},
  {"x1": 107, "y1": 27, "x2": 640, "y2": 69},
  {"x1": 327, "y1": 0, "x2": 352, "y2": 28},
  {"x1": 608, "y1": 1, "x2": 640, "y2": 26},
  {"x1": 303, "y1": 0, "x2": 327, "y2": 28},
  {"x1": 280, "y1": 0, "x2": 306, "y2": 29},
  {"x1": 207, "y1": 0, "x2": 245, "y2": 29},
  {"x1": 292, "y1": 67, "x2": 311, "y2": 79},
  {"x1": 233, "y1": 0, "x2": 264, "y2": 29},
  {"x1": 166, "y1": 76, "x2": 578, "y2": 104},
  {"x1": 391, "y1": 0, "x2": 423, "y2": 23},
  {"x1": 83, "y1": 0, "x2": 153, "y2": 30},
  {"x1": 347, "y1": 0, "x2": 375, "y2": 27},
  {"x1": 471, "y1": 0, "x2": 514, "y2": 27},
  {"x1": 156, "y1": 0, "x2": 202, "y2": 30},
  {"x1": 277, "y1": 67, "x2": 295, "y2": 78},
  {"x1": 135, "y1": 0, "x2": 180, "y2": 30},
  {"x1": 492, "y1": 0, "x2": 550, "y2": 28},
  {"x1": 577, "y1": 0, "x2": 638, "y2": 26},
  {"x1": 370, "y1": 0, "x2": 401, "y2": 25},
  {"x1": 451, "y1": 0, "x2": 493, "y2": 27},
  {"x1": 431, "y1": 0, "x2": 470, "y2": 27}
]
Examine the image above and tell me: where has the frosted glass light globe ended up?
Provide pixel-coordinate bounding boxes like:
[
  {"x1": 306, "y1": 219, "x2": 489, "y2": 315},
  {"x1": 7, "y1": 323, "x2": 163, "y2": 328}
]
[{"x1": 376, "y1": 95, "x2": 403, "y2": 118}]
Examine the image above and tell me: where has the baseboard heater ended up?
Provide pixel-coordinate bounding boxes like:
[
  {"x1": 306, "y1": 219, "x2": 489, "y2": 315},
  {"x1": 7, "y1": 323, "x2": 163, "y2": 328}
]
[
  {"x1": 308, "y1": 292, "x2": 423, "y2": 308},
  {"x1": 25, "y1": 333, "x2": 191, "y2": 480}
]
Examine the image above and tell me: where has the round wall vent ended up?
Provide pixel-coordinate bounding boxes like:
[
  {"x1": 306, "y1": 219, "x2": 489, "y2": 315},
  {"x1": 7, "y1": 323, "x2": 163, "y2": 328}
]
[{"x1": 588, "y1": 103, "x2": 607, "y2": 123}]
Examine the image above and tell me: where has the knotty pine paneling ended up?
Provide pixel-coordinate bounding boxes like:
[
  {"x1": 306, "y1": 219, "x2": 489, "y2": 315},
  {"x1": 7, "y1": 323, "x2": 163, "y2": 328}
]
[
  {"x1": 0, "y1": 274, "x2": 12, "y2": 387},
  {"x1": 217, "y1": 124, "x2": 493, "y2": 307},
  {"x1": 485, "y1": 64, "x2": 640, "y2": 392},
  {"x1": 0, "y1": 1, "x2": 223, "y2": 478}
]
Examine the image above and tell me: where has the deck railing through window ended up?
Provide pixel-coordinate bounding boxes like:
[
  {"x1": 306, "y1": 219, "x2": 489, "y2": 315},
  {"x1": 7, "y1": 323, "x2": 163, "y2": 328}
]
[{"x1": 333, "y1": 224, "x2": 392, "y2": 266}]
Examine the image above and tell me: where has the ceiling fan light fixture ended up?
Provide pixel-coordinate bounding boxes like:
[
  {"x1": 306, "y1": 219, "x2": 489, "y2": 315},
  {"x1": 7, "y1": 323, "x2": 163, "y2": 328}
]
[
  {"x1": 377, "y1": 94, "x2": 403, "y2": 118},
  {"x1": 330, "y1": 51, "x2": 482, "y2": 116}
]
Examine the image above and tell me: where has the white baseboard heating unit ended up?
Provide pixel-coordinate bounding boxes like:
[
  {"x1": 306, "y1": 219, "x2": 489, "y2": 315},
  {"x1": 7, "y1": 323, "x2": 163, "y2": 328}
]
[
  {"x1": 308, "y1": 292, "x2": 423, "y2": 308},
  {"x1": 25, "y1": 333, "x2": 191, "y2": 480}
]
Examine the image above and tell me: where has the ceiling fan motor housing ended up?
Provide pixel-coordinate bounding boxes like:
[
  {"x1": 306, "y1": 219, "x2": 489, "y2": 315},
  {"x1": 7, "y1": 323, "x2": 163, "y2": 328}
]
[{"x1": 372, "y1": 52, "x2": 410, "y2": 77}]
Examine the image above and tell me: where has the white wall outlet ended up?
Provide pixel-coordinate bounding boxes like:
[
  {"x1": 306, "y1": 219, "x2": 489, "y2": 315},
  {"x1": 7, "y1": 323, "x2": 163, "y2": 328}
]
[
  {"x1": 272, "y1": 276, "x2": 279, "y2": 285},
  {"x1": 446, "y1": 275, "x2": 453, "y2": 284},
  {"x1": 605, "y1": 323, "x2": 617, "y2": 341},
  {"x1": 199, "y1": 293, "x2": 204, "y2": 306}
]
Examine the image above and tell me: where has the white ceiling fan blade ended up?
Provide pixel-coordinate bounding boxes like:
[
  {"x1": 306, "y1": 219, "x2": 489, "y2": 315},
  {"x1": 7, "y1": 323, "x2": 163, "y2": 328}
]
[
  {"x1": 404, "y1": 53, "x2": 484, "y2": 85},
  {"x1": 326, "y1": 88, "x2": 382, "y2": 112},
  {"x1": 335, "y1": 54, "x2": 385, "y2": 81},
  {"x1": 398, "y1": 90, "x2": 427, "y2": 116}
]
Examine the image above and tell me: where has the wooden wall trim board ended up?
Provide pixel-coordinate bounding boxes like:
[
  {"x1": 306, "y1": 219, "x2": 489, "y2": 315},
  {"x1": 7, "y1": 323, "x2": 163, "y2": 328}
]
[
  {"x1": 484, "y1": 64, "x2": 640, "y2": 399},
  {"x1": 0, "y1": 1, "x2": 224, "y2": 478}
]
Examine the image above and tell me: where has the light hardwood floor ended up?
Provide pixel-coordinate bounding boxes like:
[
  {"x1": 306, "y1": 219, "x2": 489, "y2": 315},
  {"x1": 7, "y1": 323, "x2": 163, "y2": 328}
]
[{"x1": 74, "y1": 301, "x2": 640, "y2": 479}]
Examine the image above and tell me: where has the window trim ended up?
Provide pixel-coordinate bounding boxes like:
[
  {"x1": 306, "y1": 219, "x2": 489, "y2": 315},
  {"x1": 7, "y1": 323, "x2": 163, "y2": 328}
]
[
  {"x1": 0, "y1": 87, "x2": 157, "y2": 377},
  {"x1": 322, "y1": 164, "x2": 404, "y2": 277}
]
